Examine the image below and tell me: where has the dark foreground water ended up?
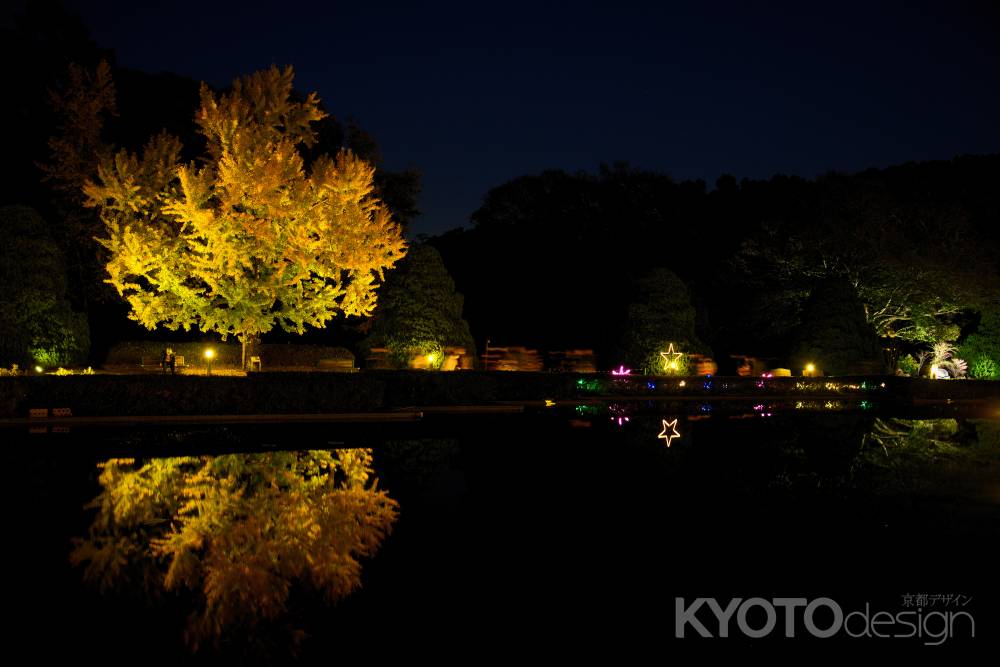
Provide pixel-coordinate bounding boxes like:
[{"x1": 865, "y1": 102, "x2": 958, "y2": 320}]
[{"x1": 5, "y1": 404, "x2": 999, "y2": 660}]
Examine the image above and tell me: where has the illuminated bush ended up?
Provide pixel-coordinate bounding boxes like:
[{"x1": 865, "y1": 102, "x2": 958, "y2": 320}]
[
  {"x1": 969, "y1": 356, "x2": 999, "y2": 379},
  {"x1": 959, "y1": 306, "x2": 1000, "y2": 380},
  {"x1": 383, "y1": 336, "x2": 444, "y2": 369},
  {"x1": 621, "y1": 268, "x2": 707, "y2": 375},
  {"x1": 361, "y1": 244, "x2": 475, "y2": 369},
  {"x1": 897, "y1": 355, "x2": 919, "y2": 377},
  {"x1": 642, "y1": 345, "x2": 690, "y2": 376},
  {"x1": 0, "y1": 206, "x2": 89, "y2": 367}
]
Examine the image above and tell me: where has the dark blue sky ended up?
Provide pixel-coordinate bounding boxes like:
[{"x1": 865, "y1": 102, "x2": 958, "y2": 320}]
[{"x1": 67, "y1": 0, "x2": 1000, "y2": 236}]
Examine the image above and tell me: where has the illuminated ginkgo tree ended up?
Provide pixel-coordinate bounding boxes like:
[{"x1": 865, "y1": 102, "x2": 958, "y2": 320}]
[{"x1": 84, "y1": 66, "x2": 407, "y2": 366}]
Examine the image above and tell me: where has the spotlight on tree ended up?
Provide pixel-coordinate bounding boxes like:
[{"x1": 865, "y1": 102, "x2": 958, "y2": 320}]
[{"x1": 83, "y1": 66, "x2": 407, "y2": 369}]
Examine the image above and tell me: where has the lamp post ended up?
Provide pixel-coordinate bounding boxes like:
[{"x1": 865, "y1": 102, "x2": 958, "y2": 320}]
[
  {"x1": 204, "y1": 348, "x2": 215, "y2": 376},
  {"x1": 483, "y1": 338, "x2": 490, "y2": 372}
]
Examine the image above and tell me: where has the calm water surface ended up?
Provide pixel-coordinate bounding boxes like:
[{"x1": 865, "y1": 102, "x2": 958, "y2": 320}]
[{"x1": 7, "y1": 405, "x2": 999, "y2": 660}]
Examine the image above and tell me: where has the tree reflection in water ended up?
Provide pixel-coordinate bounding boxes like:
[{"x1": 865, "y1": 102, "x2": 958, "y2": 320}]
[
  {"x1": 71, "y1": 449, "x2": 398, "y2": 652},
  {"x1": 857, "y1": 418, "x2": 1000, "y2": 498}
]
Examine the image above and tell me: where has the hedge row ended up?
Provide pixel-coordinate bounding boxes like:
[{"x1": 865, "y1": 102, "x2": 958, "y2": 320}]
[
  {"x1": 103, "y1": 341, "x2": 354, "y2": 368},
  {"x1": 1, "y1": 372, "x2": 997, "y2": 419},
  {"x1": 0, "y1": 371, "x2": 580, "y2": 417},
  {"x1": 0, "y1": 373, "x2": 380, "y2": 417}
]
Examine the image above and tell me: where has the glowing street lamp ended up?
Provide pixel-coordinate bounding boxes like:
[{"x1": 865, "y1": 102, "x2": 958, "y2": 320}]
[
  {"x1": 804, "y1": 363, "x2": 816, "y2": 377},
  {"x1": 204, "y1": 348, "x2": 215, "y2": 375}
]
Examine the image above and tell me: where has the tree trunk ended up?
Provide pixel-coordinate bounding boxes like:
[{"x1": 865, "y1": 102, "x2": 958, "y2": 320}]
[
  {"x1": 885, "y1": 338, "x2": 899, "y2": 373},
  {"x1": 241, "y1": 334, "x2": 260, "y2": 371}
]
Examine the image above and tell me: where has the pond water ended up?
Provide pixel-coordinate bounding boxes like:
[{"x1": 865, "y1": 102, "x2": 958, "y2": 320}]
[{"x1": 7, "y1": 403, "x2": 999, "y2": 660}]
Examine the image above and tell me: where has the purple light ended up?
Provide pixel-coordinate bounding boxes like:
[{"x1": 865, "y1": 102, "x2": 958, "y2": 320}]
[{"x1": 611, "y1": 365, "x2": 631, "y2": 376}]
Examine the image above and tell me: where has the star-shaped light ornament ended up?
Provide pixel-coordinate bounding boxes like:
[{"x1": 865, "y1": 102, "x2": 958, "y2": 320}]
[
  {"x1": 657, "y1": 418, "x2": 681, "y2": 447},
  {"x1": 660, "y1": 344, "x2": 683, "y2": 372}
]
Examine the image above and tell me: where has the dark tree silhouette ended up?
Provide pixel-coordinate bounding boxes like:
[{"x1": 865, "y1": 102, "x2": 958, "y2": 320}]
[{"x1": 788, "y1": 278, "x2": 884, "y2": 375}]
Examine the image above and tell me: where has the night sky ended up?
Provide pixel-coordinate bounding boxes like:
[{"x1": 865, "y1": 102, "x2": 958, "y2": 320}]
[{"x1": 65, "y1": 0, "x2": 1000, "y2": 237}]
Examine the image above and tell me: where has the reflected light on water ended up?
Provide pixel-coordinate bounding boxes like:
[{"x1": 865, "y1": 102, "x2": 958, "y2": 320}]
[
  {"x1": 71, "y1": 449, "x2": 398, "y2": 651},
  {"x1": 657, "y1": 418, "x2": 681, "y2": 447}
]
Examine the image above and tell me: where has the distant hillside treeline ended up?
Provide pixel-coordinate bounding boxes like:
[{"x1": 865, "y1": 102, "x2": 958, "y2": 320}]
[{"x1": 430, "y1": 156, "x2": 1000, "y2": 367}]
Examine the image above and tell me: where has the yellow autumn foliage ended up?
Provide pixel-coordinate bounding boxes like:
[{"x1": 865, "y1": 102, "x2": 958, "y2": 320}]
[
  {"x1": 71, "y1": 449, "x2": 399, "y2": 651},
  {"x1": 84, "y1": 66, "x2": 407, "y2": 347}
]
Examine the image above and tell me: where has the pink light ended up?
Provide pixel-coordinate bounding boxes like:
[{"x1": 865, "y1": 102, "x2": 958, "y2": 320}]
[{"x1": 611, "y1": 365, "x2": 631, "y2": 376}]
